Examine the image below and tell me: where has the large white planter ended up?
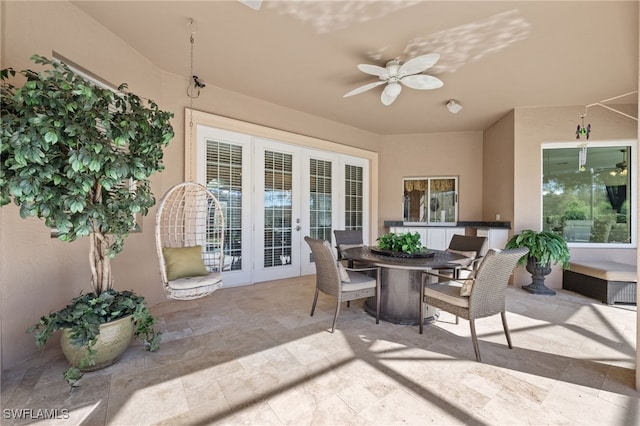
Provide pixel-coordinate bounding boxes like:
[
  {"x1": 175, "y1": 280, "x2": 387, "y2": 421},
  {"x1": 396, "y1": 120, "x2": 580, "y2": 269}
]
[{"x1": 60, "y1": 314, "x2": 134, "y2": 371}]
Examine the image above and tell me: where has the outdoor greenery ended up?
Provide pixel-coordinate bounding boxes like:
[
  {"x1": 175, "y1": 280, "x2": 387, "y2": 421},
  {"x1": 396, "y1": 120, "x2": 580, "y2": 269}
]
[
  {"x1": 377, "y1": 231, "x2": 423, "y2": 254},
  {"x1": 1, "y1": 54, "x2": 174, "y2": 386},
  {"x1": 505, "y1": 229, "x2": 570, "y2": 268},
  {"x1": 542, "y1": 146, "x2": 631, "y2": 244}
]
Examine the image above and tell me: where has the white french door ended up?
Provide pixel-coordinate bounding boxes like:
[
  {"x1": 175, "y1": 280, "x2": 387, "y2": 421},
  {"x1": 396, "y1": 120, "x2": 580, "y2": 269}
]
[
  {"x1": 196, "y1": 126, "x2": 252, "y2": 286},
  {"x1": 254, "y1": 139, "x2": 304, "y2": 281},
  {"x1": 197, "y1": 125, "x2": 369, "y2": 285}
]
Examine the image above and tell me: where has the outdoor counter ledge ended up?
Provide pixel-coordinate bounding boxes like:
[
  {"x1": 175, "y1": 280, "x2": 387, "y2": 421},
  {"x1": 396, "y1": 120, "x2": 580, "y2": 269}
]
[{"x1": 383, "y1": 220, "x2": 512, "y2": 229}]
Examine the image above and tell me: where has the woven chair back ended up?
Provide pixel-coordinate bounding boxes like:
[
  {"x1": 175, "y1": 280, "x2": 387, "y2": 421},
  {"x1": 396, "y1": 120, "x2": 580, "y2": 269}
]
[
  {"x1": 468, "y1": 247, "x2": 529, "y2": 318},
  {"x1": 305, "y1": 237, "x2": 342, "y2": 297}
]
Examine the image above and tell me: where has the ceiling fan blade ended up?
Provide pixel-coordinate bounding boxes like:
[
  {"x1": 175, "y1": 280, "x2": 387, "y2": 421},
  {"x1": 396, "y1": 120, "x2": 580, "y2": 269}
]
[
  {"x1": 381, "y1": 83, "x2": 402, "y2": 106},
  {"x1": 400, "y1": 74, "x2": 444, "y2": 90},
  {"x1": 343, "y1": 80, "x2": 386, "y2": 97},
  {"x1": 357, "y1": 63, "x2": 388, "y2": 77},
  {"x1": 399, "y1": 53, "x2": 440, "y2": 75}
]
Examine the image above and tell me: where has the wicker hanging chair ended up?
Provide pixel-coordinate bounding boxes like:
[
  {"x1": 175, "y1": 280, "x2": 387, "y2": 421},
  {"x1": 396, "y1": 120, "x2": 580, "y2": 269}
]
[{"x1": 155, "y1": 182, "x2": 225, "y2": 300}]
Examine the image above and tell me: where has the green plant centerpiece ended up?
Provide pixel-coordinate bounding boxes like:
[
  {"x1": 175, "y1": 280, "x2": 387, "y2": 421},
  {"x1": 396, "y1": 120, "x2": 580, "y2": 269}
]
[
  {"x1": 1, "y1": 55, "x2": 174, "y2": 387},
  {"x1": 505, "y1": 229, "x2": 570, "y2": 295},
  {"x1": 376, "y1": 231, "x2": 429, "y2": 256}
]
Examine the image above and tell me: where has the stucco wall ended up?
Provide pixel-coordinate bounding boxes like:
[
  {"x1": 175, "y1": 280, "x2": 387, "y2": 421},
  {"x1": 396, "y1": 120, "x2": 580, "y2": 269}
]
[
  {"x1": 377, "y1": 132, "x2": 484, "y2": 236},
  {"x1": 482, "y1": 110, "x2": 515, "y2": 224},
  {"x1": 512, "y1": 105, "x2": 638, "y2": 290}
]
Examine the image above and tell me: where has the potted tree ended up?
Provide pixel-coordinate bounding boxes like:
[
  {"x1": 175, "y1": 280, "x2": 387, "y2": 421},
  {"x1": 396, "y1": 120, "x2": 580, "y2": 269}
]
[
  {"x1": 1, "y1": 55, "x2": 174, "y2": 387},
  {"x1": 505, "y1": 229, "x2": 570, "y2": 295}
]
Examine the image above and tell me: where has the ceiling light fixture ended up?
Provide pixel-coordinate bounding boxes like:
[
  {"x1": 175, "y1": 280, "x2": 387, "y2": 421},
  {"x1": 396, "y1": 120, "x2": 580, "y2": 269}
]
[{"x1": 446, "y1": 99, "x2": 462, "y2": 114}]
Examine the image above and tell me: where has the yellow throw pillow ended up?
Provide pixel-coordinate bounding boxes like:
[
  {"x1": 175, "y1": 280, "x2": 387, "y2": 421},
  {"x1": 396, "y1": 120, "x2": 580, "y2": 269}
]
[
  {"x1": 163, "y1": 246, "x2": 208, "y2": 281},
  {"x1": 459, "y1": 270, "x2": 476, "y2": 297},
  {"x1": 338, "y1": 263, "x2": 351, "y2": 282}
]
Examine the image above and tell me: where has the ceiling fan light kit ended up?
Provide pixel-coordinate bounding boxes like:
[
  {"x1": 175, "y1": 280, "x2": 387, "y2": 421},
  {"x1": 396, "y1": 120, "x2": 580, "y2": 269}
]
[
  {"x1": 344, "y1": 53, "x2": 444, "y2": 106},
  {"x1": 447, "y1": 99, "x2": 463, "y2": 113}
]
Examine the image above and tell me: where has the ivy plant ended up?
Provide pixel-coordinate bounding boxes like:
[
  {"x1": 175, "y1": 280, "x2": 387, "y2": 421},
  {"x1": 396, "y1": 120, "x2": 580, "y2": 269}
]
[
  {"x1": 27, "y1": 290, "x2": 162, "y2": 388},
  {"x1": 377, "y1": 232, "x2": 423, "y2": 254}
]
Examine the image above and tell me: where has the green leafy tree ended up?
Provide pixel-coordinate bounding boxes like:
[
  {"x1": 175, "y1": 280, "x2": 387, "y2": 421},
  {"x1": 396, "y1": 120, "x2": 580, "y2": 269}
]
[{"x1": 1, "y1": 55, "x2": 174, "y2": 294}]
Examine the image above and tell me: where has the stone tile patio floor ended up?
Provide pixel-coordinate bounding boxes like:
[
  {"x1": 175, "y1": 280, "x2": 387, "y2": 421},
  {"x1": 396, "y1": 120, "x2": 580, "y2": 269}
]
[{"x1": 2, "y1": 275, "x2": 638, "y2": 425}]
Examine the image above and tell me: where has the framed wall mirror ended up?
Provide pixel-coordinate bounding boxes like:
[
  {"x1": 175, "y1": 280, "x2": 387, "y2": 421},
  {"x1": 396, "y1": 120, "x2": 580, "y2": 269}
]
[{"x1": 403, "y1": 176, "x2": 458, "y2": 225}]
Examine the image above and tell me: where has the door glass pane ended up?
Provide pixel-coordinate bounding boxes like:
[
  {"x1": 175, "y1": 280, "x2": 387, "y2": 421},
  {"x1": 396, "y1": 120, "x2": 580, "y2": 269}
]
[
  {"x1": 264, "y1": 151, "x2": 293, "y2": 267},
  {"x1": 345, "y1": 164, "x2": 363, "y2": 230},
  {"x1": 206, "y1": 139, "x2": 243, "y2": 271},
  {"x1": 429, "y1": 178, "x2": 456, "y2": 224},
  {"x1": 309, "y1": 159, "x2": 332, "y2": 261},
  {"x1": 543, "y1": 145, "x2": 632, "y2": 244}
]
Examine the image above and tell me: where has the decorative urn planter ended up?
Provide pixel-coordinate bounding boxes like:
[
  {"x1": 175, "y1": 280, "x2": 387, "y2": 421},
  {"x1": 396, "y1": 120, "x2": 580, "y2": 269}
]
[
  {"x1": 60, "y1": 315, "x2": 134, "y2": 371},
  {"x1": 505, "y1": 230, "x2": 570, "y2": 297},
  {"x1": 523, "y1": 257, "x2": 555, "y2": 295}
]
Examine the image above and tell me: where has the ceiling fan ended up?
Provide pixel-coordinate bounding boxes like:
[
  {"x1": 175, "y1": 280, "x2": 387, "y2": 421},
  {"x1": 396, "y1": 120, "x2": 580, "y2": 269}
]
[
  {"x1": 344, "y1": 54, "x2": 444, "y2": 106},
  {"x1": 613, "y1": 149, "x2": 628, "y2": 176}
]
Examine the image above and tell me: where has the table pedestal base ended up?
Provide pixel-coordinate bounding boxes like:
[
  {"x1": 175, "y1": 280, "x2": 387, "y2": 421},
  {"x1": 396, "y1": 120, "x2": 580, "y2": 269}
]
[{"x1": 363, "y1": 267, "x2": 439, "y2": 325}]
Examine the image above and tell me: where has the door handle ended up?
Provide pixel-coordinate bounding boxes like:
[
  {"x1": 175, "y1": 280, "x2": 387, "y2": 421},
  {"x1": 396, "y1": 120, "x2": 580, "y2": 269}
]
[{"x1": 295, "y1": 225, "x2": 301, "y2": 231}]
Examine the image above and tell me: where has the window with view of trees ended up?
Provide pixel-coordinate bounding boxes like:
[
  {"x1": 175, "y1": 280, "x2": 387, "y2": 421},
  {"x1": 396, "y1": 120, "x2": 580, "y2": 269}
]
[{"x1": 542, "y1": 142, "x2": 634, "y2": 246}]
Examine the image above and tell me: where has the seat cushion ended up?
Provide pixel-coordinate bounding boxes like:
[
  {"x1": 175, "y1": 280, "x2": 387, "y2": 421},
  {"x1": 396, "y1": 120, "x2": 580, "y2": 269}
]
[
  {"x1": 163, "y1": 246, "x2": 209, "y2": 281},
  {"x1": 167, "y1": 272, "x2": 222, "y2": 290},
  {"x1": 424, "y1": 282, "x2": 469, "y2": 308},
  {"x1": 343, "y1": 271, "x2": 377, "y2": 291},
  {"x1": 568, "y1": 261, "x2": 636, "y2": 282}
]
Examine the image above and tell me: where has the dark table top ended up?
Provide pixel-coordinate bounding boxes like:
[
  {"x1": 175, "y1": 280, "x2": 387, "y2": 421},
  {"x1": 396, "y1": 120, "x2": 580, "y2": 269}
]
[{"x1": 342, "y1": 246, "x2": 467, "y2": 271}]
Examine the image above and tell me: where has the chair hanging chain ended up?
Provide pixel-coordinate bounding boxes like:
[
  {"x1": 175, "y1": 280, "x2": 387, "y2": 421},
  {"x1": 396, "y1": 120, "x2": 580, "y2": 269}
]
[
  {"x1": 187, "y1": 19, "x2": 199, "y2": 101},
  {"x1": 187, "y1": 18, "x2": 197, "y2": 181}
]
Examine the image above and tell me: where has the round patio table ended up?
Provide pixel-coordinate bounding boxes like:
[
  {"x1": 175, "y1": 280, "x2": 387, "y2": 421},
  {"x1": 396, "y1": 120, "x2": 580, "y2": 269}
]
[{"x1": 342, "y1": 246, "x2": 466, "y2": 325}]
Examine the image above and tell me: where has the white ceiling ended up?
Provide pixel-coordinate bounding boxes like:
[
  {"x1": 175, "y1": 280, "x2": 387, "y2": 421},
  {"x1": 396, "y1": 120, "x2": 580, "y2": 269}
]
[{"x1": 71, "y1": 0, "x2": 639, "y2": 135}]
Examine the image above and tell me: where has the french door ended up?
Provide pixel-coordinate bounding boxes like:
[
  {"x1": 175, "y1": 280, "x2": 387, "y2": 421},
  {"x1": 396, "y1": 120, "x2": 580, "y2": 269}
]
[{"x1": 197, "y1": 126, "x2": 369, "y2": 286}]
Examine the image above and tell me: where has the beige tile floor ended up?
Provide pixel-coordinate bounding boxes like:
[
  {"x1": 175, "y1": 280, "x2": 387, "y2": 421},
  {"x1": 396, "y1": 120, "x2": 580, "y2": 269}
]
[{"x1": 2, "y1": 275, "x2": 638, "y2": 425}]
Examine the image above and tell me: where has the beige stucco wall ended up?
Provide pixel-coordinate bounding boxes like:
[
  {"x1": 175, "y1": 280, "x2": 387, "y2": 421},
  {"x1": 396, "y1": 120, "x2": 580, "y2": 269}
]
[
  {"x1": 636, "y1": 2, "x2": 640, "y2": 389},
  {"x1": 377, "y1": 132, "x2": 484, "y2": 236},
  {"x1": 512, "y1": 105, "x2": 638, "y2": 290},
  {"x1": 482, "y1": 110, "x2": 515, "y2": 224}
]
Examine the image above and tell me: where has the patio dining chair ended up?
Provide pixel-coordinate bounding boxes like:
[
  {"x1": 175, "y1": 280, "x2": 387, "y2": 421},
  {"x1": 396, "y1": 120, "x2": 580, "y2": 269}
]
[
  {"x1": 420, "y1": 247, "x2": 529, "y2": 361},
  {"x1": 433, "y1": 234, "x2": 487, "y2": 279},
  {"x1": 305, "y1": 236, "x2": 380, "y2": 333},
  {"x1": 334, "y1": 229, "x2": 365, "y2": 268}
]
